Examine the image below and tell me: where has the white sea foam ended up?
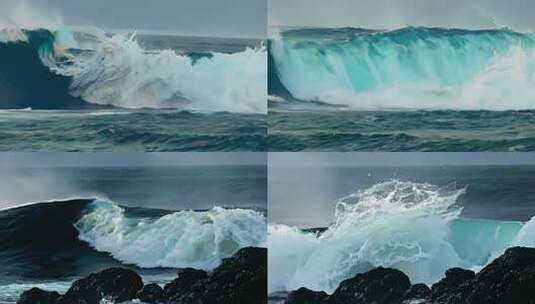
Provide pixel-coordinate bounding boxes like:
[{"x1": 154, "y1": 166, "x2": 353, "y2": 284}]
[
  {"x1": 75, "y1": 199, "x2": 267, "y2": 270},
  {"x1": 268, "y1": 180, "x2": 530, "y2": 294},
  {"x1": 1, "y1": 22, "x2": 267, "y2": 113}
]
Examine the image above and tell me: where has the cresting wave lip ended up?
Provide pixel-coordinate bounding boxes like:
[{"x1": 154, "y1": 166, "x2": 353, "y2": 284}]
[
  {"x1": 0, "y1": 198, "x2": 266, "y2": 281},
  {"x1": 0, "y1": 26, "x2": 267, "y2": 113},
  {"x1": 268, "y1": 180, "x2": 535, "y2": 294},
  {"x1": 75, "y1": 199, "x2": 267, "y2": 270},
  {"x1": 269, "y1": 26, "x2": 535, "y2": 110}
]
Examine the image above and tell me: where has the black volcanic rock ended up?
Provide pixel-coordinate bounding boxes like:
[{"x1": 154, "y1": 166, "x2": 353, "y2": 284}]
[
  {"x1": 466, "y1": 246, "x2": 535, "y2": 304},
  {"x1": 166, "y1": 247, "x2": 267, "y2": 304},
  {"x1": 17, "y1": 247, "x2": 267, "y2": 304},
  {"x1": 286, "y1": 287, "x2": 328, "y2": 304},
  {"x1": 404, "y1": 283, "x2": 431, "y2": 301},
  {"x1": 430, "y1": 267, "x2": 474, "y2": 303},
  {"x1": 136, "y1": 283, "x2": 164, "y2": 303},
  {"x1": 62, "y1": 267, "x2": 143, "y2": 304},
  {"x1": 17, "y1": 288, "x2": 61, "y2": 304},
  {"x1": 202, "y1": 246, "x2": 267, "y2": 303},
  {"x1": 328, "y1": 267, "x2": 411, "y2": 304},
  {"x1": 163, "y1": 268, "x2": 208, "y2": 299}
]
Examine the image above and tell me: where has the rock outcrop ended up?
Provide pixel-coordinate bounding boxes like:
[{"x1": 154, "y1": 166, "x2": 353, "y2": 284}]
[
  {"x1": 17, "y1": 247, "x2": 267, "y2": 304},
  {"x1": 286, "y1": 267, "x2": 411, "y2": 304},
  {"x1": 165, "y1": 247, "x2": 267, "y2": 304},
  {"x1": 18, "y1": 288, "x2": 61, "y2": 304}
]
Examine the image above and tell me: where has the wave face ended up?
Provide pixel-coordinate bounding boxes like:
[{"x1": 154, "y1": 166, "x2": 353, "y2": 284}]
[
  {"x1": 0, "y1": 198, "x2": 266, "y2": 282},
  {"x1": 268, "y1": 180, "x2": 534, "y2": 294},
  {"x1": 269, "y1": 27, "x2": 535, "y2": 110},
  {"x1": 0, "y1": 29, "x2": 99, "y2": 109},
  {"x1": 0, "y1": 27, "x2": 266, "y2": 113}
]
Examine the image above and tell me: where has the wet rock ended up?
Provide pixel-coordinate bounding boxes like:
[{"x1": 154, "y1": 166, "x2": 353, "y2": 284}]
[
  {"x1": 203, "y1": 246, "x2": 267, "y2": 303},
  {"x1": 17, "y1": 288, "x2": 61, "y2": 304},
  {"x1": 328, "y1": 267, "x2": 411, "y2": 304},
  {"x1": 404, "y1": 283, "x2": 431, "y2": 301},
  {"x1": 167, "y1": 247, "x2": 267, "y2": 304},
  {"x1": 466, "y1": 246, "x2": 535, "y2": 304},
  {"x1": 17, "y1": 248, "x2": 267, "y2": 304},
  {"x1": 136, "y1": 283, "x2": 164, "y2": 303},
  {"x1": 163, "y1": 268, "x2": 207, "y2": 300},
  {"x1": 62, "y1": 267, "x2": 143, "y2": 304},
  {"x1": 285, "y1": 287, "x2": 328, "y2": 304},
  {"x1": 430, "y1": 267, "x2": 474, "y2": 303}
]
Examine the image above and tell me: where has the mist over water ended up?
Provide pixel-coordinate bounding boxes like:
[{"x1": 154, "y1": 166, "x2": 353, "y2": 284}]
[{"x1": 0, "y1": 165, "x2": 267, "y2": 211}]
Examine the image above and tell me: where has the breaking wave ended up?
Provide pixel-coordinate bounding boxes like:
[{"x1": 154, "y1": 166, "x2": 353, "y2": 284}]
[
  {"x1": 0, "y1": 198, "x2": 266, "y2": 282},
  {"x1": 76, "y1": 199, "x2": 267, "y2": 270},
  {"x1": 269, "y1": 27, "x2": 535, "y2": 110},
  {"x1": 0, "y1": 25, "x2": 266, "y2": 113},
  {"x1": 268, "y1": 180, "x2": 535, "y2": 293}
]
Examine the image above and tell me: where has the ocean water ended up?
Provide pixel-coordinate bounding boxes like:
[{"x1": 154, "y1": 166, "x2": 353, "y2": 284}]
[
  {"x1": 268, "y1": 108, "x2": 535, "y2": 151},
  {"x1": 0, "y1": 165, "x2": 267, "y2": 303},
  {"x1": 268, "y1": 164, "x2": 535, "y2": 297},
  {"x1": 268, "y1": 27, "x2": 535, "y2": 151},
  {"x1": 0, "y1": 109, "x2": 266, "y2": 151},
  {"x1": 0, "y1": 26, "x2": 266, "y2": 151}
]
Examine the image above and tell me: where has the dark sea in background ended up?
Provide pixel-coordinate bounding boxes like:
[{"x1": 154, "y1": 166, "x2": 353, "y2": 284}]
[{"x1": 0, "y1": 164, "x2": 267, "y2": 303}]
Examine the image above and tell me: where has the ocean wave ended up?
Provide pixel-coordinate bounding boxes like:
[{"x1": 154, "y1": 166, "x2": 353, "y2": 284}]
[
  {"x1": 0, "y1": 198, "x2": 266, "y2": 282},
  {"x1": 76, "y1": 199, "x2": 267, "y2": 270},
  {"x1": 0, "y1": 25, "x2": 267, "y2": 113},
  {"x1": 268, "y1": 180, "x2": 532, "y2": 293},
  {"x1": 269, "y1": 27, "x2": 535, "y2": 110}
]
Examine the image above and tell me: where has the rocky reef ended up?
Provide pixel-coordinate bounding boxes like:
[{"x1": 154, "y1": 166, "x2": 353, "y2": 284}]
[
  {"x1": 285, "y1": 246, "x2": 535, "y2": 304},
  {"x1": 17, "y1": 247, "x2": 267, "y2": 304}
]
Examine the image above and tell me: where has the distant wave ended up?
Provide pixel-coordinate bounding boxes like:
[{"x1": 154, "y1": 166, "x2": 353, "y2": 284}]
[
  {"x1": 0, "y1": 198, "x2": 266, "y2": 281},
  {"x1": 0, "y1": 26, "x2": 267, "y2": 113},
  {"x1": 269, "y1": 27, "x2": 535, "y2": 110},
  {"x1": 268, "y1": 180, "x2": 535, "y2": 293}
]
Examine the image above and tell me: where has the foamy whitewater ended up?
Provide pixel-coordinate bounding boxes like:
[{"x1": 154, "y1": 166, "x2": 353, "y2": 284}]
[
  {"x1": 1, "y1": 24, "x2": 267, "y2": 113},
  {"x1": 76, "y1": 199, "x2": 267, "y2": 270},
  {"x1": 269, "y1": 27, "x2": 535, "y2": 110},
  {"x1": 268, "y1": 180, "x2": 535, "y2": 294}
]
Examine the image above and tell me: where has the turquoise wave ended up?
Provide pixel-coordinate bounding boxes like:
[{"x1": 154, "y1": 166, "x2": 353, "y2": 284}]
[{"x1": 269, "y1": 27, "x2": 535, "y2": 109}]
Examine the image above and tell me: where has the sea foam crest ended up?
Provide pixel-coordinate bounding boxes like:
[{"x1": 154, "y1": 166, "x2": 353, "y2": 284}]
[
  {"x1": 76, "y1": 199, "x2": 267, "y2": 270},
  {"x1": 58, "y1": 32, "x2": 266, "y2": 113},
  {"x1": 269, "y1": 180, "x2": 465, "y2": 293},
  {"x1": 4, "y1": 24, "x2": 267, "y2": 113},
  {"x1": 269, "y1": 179, "x2": 535, "y2": 294}
]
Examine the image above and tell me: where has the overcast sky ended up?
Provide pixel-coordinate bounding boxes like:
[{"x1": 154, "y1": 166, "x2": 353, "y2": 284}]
[
  {"x1": 269, "y1": 0, "x2": 535, "y2": 30},
  {"x1": 0, "y1": 0, "x2": 266, "y2": 37},
  {"x1": 270, "y1": 153, "x2": 535, "y2": 168},
  {"x1": 0, "y1": 153, "x2": 266, "y2": 167}
]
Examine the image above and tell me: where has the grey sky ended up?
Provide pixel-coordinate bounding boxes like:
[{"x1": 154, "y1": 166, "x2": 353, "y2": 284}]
[
  {"x1": 1, "y1": 0, "x2": 266, "y2": 38},
  {"x1": 269, "y1": 0, "x2": 535, "y2": 31},
  {"x1": 0, "y1": 153, "x2": 266, "y2": 167},
  {"x1": 270, "y1": 153, "x2": 535, "y2": 168}
]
